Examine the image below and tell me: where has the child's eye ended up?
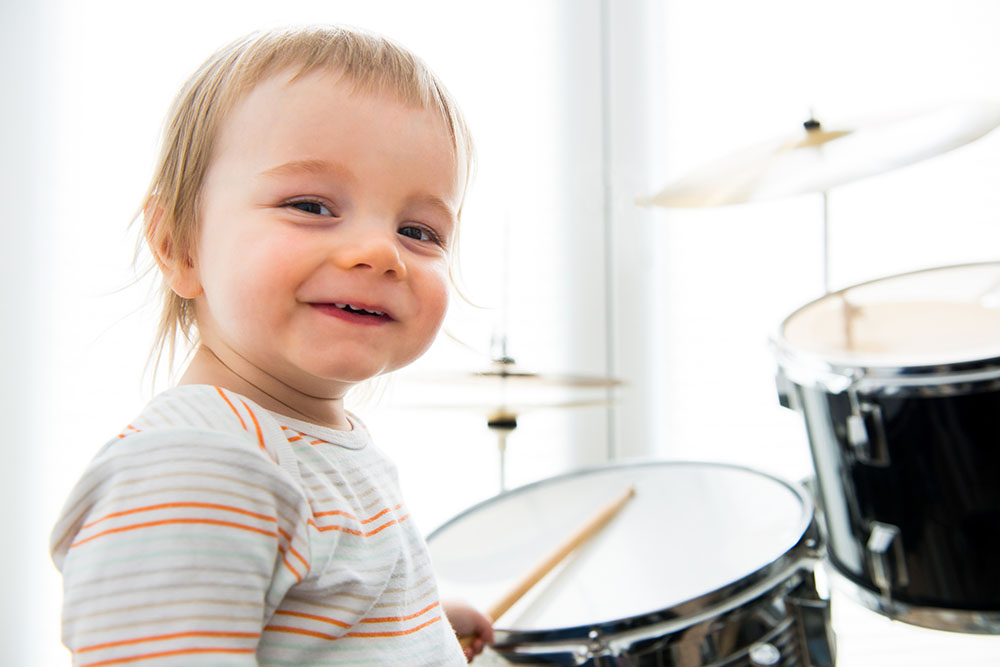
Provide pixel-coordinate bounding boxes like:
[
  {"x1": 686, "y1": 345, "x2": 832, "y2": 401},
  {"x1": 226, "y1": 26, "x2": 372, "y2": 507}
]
[
  {"x1": 398, "y1": 224, "x2": 441, "y2": 245},
  {"x1": 288, "y1": 200, "x2": 334, "y2": 216}
]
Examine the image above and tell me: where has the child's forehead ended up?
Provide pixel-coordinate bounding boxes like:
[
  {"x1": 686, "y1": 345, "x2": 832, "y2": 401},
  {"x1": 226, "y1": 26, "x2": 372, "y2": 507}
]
[
  {"x1": 242, "y1": 65, "x2": 426, "y2": 118},
  {"x1": 218, "y1": 66, "x2": 456, "y2": 157},
  {"x1": 206, "y1": 66, "x2": 464, "y2": 197}
]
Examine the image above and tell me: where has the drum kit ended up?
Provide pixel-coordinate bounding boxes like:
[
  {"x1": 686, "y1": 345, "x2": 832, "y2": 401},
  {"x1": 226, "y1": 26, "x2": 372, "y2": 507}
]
[{"x1": 424, "y1": 102, "x2": 1000, "y2": 665}]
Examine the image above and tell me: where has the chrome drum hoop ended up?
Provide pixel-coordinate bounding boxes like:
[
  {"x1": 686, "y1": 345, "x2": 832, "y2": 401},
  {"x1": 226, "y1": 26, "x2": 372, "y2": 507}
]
[
  {"x1": 826, "y1": 566, "x2": 1000, "y2": 635},
  {"x1": 773, "y1": 344, "x2": 1000, "y2": 399},
  {"x1": 492, "y1": 563, "x2": 835, "y2": 666}
]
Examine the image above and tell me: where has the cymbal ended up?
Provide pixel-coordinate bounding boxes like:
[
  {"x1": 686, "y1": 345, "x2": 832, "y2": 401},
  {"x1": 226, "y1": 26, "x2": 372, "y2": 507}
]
[
  {"x1": 404, "y1": 359, "x2": 622, "y2": 389},
  {"x1": 391, "y1": 399, "x2": 613, "y2": 414},
  {"x1": 638, "y1": 101, "x2": 1000, "y2": 208}
]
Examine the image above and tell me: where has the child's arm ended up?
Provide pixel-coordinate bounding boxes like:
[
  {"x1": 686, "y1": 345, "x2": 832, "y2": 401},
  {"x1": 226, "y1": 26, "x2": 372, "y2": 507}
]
[
  {"x1": 50, "y1": 430, "x2": 312, "y2": 665},
  {"x1": 443, "y1": 598, "x2": 494, "y2": 661}
]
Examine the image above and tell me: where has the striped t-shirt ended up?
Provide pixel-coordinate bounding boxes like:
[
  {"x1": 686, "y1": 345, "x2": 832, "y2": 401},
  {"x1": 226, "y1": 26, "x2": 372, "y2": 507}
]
[{"x1": 50, "y1": 384, "x2": 467, "y2": 666}]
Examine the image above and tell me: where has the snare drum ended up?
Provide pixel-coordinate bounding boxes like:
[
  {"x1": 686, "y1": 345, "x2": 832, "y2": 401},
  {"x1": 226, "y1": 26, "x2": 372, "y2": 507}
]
[
  {"x1": 773, "y1": 262, "x2": 1000, "y2": 633},
  {"x1": 428, "y1": 461, "x2": 834, "y2": 666}
]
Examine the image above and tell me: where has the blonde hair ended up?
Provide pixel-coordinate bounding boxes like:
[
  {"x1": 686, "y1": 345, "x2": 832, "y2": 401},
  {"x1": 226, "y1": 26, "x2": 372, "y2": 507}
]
[{"x1": 139, "y1": 24, "x2": 474, "y2": 374}]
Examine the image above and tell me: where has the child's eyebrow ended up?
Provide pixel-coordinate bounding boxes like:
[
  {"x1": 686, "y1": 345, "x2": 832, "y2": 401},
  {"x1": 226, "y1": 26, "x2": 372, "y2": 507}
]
[
  {"x1": 409, "y1": 194, "x2": 458, "y2": 222},
  {"x1": 259, "y1": 158, "x2": 355, "y2": 182}
]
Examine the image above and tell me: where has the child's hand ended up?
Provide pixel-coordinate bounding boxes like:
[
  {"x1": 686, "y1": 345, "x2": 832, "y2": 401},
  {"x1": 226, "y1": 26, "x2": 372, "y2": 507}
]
[{"x1": 443, "y1": 598, "x2": 494, "y2": 662}]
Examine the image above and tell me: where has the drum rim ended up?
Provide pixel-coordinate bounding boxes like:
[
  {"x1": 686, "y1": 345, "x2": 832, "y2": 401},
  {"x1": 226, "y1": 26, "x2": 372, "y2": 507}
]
[
  {"x1": 773, "y1": 341, "x2": 1000, "y2": 395},
  {"x1": 826, "y1": 565, "x2": 1000, "y2": 635},
  {"x1": 772, "y1": 261, "x2": 1000, "y2": 395},
  {"x1": 428, "y1": 459, "x2": 818, "y2": 647},
  {"x1": 496, "y1": 564, "x2": 819, "y2": 661}
]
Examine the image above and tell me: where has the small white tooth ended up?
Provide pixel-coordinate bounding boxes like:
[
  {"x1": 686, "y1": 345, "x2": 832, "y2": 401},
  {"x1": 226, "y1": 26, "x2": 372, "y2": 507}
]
[{"x1": 331, "y1": 302, "x2": 383, "y2": 316}]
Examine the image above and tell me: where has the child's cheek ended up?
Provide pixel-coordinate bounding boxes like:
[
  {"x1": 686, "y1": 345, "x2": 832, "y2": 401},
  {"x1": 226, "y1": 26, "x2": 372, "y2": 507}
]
[{"x1": 423, "y1": 266, "x2": 453, "y2": 338}]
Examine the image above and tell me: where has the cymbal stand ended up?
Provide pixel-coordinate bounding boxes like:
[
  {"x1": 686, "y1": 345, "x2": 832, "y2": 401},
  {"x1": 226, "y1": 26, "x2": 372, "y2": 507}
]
[
  {"x1": 822, "y1": 189, "x2": 831, "y2": 295},
  {"x1": 487, "y1": 406, "x2": 517, "y2": 492},
  {"x1": 486, "y1": 346, "x2": 516, "y2": 492},
  {"x1": 820, "y1": 184, "x2": 861, "y2": 349}
]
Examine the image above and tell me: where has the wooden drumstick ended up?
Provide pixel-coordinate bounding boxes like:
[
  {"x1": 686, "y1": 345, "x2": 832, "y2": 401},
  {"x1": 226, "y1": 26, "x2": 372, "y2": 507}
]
[{"x1": 458, "y1": 483, "x2": 636, "y2": 648}]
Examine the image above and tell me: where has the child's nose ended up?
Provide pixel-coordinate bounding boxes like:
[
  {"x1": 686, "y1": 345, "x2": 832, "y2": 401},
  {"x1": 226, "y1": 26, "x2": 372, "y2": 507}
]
[{"x1": 332, "y1": 227, "x2": 407, "y2": 278}]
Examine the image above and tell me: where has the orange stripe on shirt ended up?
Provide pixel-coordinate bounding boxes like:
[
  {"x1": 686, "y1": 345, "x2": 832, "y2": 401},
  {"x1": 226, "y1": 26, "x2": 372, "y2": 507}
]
[
  {"x1": 81, "y1": 502, "x2": 277, "y2": 531},
  {"x1": 365, "y1": 514, "x2": 409, "y2": 536},
  {"x1": 274, "y1": 527, "x2": 308, "y2": 571},
  {"x1": 238, "y1": 398, "x2": 266, "y2": 451},
  {"x1": 309, "y1": 514, "x2": 410, "y2": 537},
  {"x1": 270, "y1": 602, "x2": 436, "y2": 629},
  {"x1": 214, "y1": 387, "x2": 247, "y2": 430},
  {"x1": 80, "y1": 646, "x2": 256, "y2": 667},
  {"x1": 71, "y1": 517, "x2": 278, "y2": 548},
  {"x1": 362, "y1": 601, "x2": 440, "y2": 624},
  {"x1": 287, "y1": 543, "x2": 308, "y2": 570},
  {"x1": 347, "y1": 615, "x2": 442, "y2": 638},
  {"x1": 272, "y1": 609, "x2": 352, "y2": 629},
  {"x1": 118, "y1": 425, "x2": 142, "y2": 439},
  {"x1": 280, "y1": 425, "x2": 327, "y2": 446},
  {"x1": 311, "y1": 509, "x2": 357, "y2": 521},
  {"x1": 265, "y1": 625, "x2": 339, "y2": 641},
  {"x1": 265, "y1": 610, "x2": 442, "y2": 641},
  {"x1": 282, "y1": 554, "x2": 302, "y2": 583},
  {"x1": 313, "y1": 504, "x2": 403, "y2": 523},
  {"x1": 79, "y1": 630, "x2": 259, "y2": 653}
]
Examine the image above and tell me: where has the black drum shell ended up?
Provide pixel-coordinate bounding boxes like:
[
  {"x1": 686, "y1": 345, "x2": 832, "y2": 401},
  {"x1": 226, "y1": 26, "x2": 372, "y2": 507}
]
[{"x1": 791, "y1": 379, "x2": 1000, "y2": 611}]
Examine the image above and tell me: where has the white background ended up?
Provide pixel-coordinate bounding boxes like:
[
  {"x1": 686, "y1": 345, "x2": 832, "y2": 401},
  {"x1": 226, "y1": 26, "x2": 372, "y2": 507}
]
[{"x1": 3, "y1": 0, "x2": 1000, "y2": 664}]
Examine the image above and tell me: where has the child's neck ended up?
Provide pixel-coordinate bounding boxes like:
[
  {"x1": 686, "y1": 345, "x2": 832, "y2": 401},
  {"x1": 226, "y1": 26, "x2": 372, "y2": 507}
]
[{"x1": 178, "y1": 346, "x2": 353, "y2": 431}]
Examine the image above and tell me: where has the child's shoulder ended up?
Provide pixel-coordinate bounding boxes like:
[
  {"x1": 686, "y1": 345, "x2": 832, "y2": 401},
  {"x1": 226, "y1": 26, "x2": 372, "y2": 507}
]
[
  {"x1": 103, "y1": 385, "x2": 298, "y2": 475},
  {"x1": 50, "y1": 385, "x2": 308, "y2": 569},
  {"x1": 124, "y1": 384, "x2": 274, "y2": 442}
]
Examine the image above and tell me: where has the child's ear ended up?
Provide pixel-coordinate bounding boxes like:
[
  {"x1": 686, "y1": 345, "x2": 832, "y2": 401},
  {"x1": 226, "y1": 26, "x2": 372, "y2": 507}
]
[{"x1": 144, "y1": 199, "x2": 203, "y2": 299}]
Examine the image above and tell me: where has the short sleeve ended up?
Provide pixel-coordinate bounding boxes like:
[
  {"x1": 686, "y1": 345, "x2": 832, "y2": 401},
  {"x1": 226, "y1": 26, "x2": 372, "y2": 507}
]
[{"x1": 50, "y1": 428, "x2": 313, "y2": 666}]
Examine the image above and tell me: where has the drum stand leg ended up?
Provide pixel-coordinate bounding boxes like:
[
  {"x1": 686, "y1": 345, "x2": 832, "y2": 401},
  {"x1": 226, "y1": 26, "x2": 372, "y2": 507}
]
[{"x1": 788, "y1": 571, "x2": 837, "y2": 667}]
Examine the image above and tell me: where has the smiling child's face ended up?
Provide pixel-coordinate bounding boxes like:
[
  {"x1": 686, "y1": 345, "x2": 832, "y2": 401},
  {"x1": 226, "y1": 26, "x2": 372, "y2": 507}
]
[{"x1": 170, "y1": 68, "x2": 463, "y2": 398}]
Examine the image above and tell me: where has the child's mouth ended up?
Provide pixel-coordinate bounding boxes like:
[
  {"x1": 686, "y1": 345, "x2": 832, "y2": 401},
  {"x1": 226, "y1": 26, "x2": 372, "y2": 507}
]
[{"x1": 312, "y1": 302, "x2": 393, "y2": 323}]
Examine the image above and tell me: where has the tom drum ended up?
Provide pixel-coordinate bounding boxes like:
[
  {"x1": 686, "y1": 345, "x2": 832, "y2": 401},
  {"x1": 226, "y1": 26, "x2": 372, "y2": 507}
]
[{"x1": 773, "y1": 261, "x2": 1000, "y2": 633}]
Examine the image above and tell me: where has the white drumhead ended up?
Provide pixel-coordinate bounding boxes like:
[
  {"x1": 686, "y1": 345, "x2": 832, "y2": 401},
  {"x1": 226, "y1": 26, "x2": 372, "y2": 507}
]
[
  {"x1": 779, "y1": 262, "x2": 1000, "y2": 367},
  {"x1": 428, "y1": 462, "x2": 810, "y2": 632}
]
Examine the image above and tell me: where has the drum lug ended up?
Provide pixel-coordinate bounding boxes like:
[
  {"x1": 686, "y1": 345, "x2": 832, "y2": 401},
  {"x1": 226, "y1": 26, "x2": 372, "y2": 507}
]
[
  {"x1": 749, "y1": 642, "x2": 782, "y2": 666},
  {"x1": 583, "y1": 628, "x2": 613, "y2": 665},
  {"x1": 846, "y1": 392, "x2": 890, "y2": 466},
  {"x1": 775, "y1": 371, "x2": 799, "y2": 410},
  {"x1": 582, "y1": 629, "x2": 635, "y2": 666},
  {"x1": 867, "y1": 521, "x2": 910, "y2": 605}
]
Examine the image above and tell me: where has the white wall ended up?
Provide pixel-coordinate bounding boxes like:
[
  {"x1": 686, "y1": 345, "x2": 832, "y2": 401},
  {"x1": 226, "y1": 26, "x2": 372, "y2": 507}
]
[{"x1": 1, "y1": 4, "x2": 48, "y2": 665}]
